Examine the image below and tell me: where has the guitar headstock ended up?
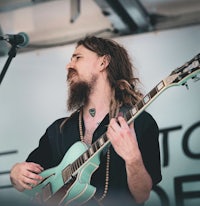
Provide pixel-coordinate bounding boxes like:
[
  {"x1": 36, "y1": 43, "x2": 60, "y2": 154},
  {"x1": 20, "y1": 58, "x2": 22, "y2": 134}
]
[{"x1": 167, "y1": 53, "x2": 200, "y2": 87}]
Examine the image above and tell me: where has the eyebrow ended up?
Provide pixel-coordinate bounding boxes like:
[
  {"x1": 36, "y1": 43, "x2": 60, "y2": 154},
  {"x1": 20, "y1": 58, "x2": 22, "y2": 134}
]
[{"x1": 71, "y1": 53, "x2": 82, "y2": 60}]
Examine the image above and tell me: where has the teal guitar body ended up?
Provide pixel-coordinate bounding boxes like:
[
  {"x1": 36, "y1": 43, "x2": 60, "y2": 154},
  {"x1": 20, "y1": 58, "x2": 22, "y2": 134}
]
[{"x1": 24, "y1": 141, "x2": 105, "y2": 205}]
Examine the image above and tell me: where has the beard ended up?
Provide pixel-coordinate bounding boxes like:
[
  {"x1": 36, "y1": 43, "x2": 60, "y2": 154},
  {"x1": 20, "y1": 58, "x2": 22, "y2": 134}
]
[{"x1": 67, "y1": 69, "x2": 97, "y2": 111}]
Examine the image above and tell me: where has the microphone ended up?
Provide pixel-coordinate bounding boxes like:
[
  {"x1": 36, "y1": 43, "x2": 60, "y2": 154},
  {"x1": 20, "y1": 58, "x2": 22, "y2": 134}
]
[{"x1": 0, "y1": 32, "x2": 29, "y2": 48}]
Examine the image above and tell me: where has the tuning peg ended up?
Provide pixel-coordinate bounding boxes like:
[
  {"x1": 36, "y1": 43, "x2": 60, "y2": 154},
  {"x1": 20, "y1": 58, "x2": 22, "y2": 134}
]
[
  {"x1": 192, "y1": 75, "x2": 200, "y2": 82},
  {"x1": 182, "y1": 82, "x2": 189, "y2": 90}
]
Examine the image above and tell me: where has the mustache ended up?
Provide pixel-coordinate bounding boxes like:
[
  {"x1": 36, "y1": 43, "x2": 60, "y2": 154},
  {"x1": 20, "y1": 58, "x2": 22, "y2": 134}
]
[{"x1": 67, "y1": 68, "x2": 78, "y2": 81}]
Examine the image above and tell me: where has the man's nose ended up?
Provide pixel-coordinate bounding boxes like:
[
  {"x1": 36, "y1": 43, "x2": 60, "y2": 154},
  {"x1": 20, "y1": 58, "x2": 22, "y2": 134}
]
[{"x1": 66, "y1": 60, "x2": 74, "y2": 70}]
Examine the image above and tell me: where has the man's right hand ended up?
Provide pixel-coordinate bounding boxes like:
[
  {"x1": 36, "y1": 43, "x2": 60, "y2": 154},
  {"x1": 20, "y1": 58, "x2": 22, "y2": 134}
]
[{"x1": 10, "y1": 162, "x2": 44, "y2": 192}]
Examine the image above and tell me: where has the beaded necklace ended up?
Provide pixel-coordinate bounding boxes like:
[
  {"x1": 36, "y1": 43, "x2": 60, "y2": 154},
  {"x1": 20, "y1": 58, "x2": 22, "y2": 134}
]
[{"x1": 78, "y1": 109, "x2": 110, "y2": 205}]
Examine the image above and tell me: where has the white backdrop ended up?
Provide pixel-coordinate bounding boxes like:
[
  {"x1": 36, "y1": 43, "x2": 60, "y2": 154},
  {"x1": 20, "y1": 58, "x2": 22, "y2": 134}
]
[{"x1": 0, "y1": 24, "x2": 200, "y2": 206}]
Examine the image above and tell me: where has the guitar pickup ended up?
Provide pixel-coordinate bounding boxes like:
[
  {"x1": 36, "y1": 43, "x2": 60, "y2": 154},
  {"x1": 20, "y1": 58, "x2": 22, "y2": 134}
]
[
  {"x1": 62, "y1": 165, "x2": 72, "y2": 183},
  {"x1": 42, "y1": 182, "x2": 53, "y2": 202}
]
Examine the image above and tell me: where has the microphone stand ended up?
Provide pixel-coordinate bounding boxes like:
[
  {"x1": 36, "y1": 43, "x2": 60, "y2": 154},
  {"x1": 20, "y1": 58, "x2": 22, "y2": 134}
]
[{"x1": 0, "y1": 44, "x2": 18, "y2": 85}]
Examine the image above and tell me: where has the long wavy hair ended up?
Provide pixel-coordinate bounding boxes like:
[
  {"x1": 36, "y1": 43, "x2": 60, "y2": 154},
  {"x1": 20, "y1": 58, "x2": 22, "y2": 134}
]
[{"x1": 77, "y1": 36, "x2": 143, "y2": 118}]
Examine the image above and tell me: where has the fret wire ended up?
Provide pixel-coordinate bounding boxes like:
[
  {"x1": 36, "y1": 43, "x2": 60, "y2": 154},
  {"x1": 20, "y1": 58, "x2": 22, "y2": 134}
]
[
  {"x1": 81, "y1": 156, "x2": 84, "y2": 164},
  {"x1": 83, "y1": 151, "x2": 88, "y2": 162},
  {"x1": 72, "y1": 161, "x2": 76, "y2": 173},
  {"x1": 71, "y1": 162, "x2": 75, "y2": 174},
  {"x1": 78, "y1": 155, "x2": 83, "y2": 167},
  {"x1": 95, "y1": 140, "x2": 100, "y2": 150},
  {"x1": 99, "y1": 136, "x2": 105, "y2": 146},
  {"x1": 149, "y1": 87, "x2": 157, "y2": 98},
  {"x1": 88, "y1": 147, "x2": 94, "y2": 156},
  {"x1": 131, "y1": 107, "x2": 137, "y2": 116},
  {"x1": 136, "y1": 100, "x2": 144, "y2": 110},
  {"x1": 98, "y1": 139, "x2": 102, "y2": 147},
  {"x1": 75, "y1": 160, "x2": 79, "y2": 171},
  {"x1": 92, "y1": 142, "x2": 96, "y2": 153},
  {"x1": 124, "y1": 110, "x2": 132, "y2": 122},
  {"x1": 157, "y1": 80, "x2": 165, "y2": 91},
  {"x1": 71, "y1": 156, "x2": 81, "y2": 174},
  {"x1": 143, "y1": 94, "x2": 150, "y2": 104},
  {"x1": 86, "y1": 151, "x2": 90, "y2": 159},
  {"x1": 102, "y1": 134, "x2": 108, "y2": 142},
  {"x1": 77, "y1": 158, "x2": 81, "y2": 168},
  {"x1": 93, "y1": 141, "x2": 98, "y2": 152},
  {"x1": 74, "y1": 160, "x2": 78, "y2": 172}
]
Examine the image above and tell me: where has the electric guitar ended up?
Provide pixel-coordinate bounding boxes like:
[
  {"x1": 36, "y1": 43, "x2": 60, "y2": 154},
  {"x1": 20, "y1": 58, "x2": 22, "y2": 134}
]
[{"x1": 24, "y1": 53, "x2": 200, "y2": 205}]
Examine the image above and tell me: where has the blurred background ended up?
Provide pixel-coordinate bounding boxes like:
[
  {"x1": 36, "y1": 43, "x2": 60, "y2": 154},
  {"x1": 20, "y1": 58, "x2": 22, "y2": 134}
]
[{"x1": 1, "y1": 0, "x2": 200, "y2": 54}]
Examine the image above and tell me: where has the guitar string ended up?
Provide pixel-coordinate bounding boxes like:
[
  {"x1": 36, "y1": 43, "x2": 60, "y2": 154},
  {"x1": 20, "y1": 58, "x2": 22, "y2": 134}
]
[{"x1": 79, "y1": 109, "x2": 110, "y2": 205}]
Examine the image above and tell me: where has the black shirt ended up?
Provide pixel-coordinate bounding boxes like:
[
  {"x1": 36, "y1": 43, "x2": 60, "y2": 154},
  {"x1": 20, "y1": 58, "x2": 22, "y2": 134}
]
[{"x1": 26, "y1": 110, "x2": 162, "y2": 205}]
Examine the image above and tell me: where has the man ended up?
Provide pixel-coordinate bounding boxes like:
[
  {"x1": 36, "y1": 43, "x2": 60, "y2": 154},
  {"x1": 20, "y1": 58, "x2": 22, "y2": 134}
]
[{"x1": 10, "y1": 36, "x2": 162, "y2": 206}]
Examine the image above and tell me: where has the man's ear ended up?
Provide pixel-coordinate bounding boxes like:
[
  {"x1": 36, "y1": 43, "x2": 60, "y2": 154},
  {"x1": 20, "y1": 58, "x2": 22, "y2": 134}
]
[{"x1": 100, "y1": 55, "x2": 111, "y2": 71}]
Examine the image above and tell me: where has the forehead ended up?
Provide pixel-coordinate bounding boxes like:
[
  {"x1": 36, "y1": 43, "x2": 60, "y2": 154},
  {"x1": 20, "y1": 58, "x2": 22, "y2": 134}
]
[{"x1": 73, "y1": 45, "x2": 96, "y2": 56}]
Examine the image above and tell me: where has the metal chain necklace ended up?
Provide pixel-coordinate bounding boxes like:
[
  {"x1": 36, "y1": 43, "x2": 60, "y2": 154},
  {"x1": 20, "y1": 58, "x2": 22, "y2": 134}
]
[{"x1": 78, "y1": 109, "x2": 110, "y2": 205}]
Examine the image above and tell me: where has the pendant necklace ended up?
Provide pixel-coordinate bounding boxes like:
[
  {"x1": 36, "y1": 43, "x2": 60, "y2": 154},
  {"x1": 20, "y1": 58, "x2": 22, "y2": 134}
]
[
  {"x1": 79, "y1": 109, "x2": 110, "y2": 205},
  {"x1": 89, "y1": 108, "x2": 96, "y2": 117}
]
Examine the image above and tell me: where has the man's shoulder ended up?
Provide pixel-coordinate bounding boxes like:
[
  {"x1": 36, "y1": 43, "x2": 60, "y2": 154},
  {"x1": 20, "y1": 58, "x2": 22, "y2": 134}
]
[
  {"x1": 137, "y1": 110, "x2": 155, "y2": 121},
  {"x1": 135, "y1": 110, "x2": 158, "y2": 130},
  {"x1": 49, "y1": 110, "x2": 80, "y2": 130},
  {"x1": 49, "y1": 117, "x2": 69, "y2": 127}
]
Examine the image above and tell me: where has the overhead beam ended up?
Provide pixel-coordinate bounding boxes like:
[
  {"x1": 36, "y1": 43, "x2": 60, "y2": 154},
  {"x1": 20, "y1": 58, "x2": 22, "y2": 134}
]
[
  {"x1": 70, "y1": 0, "x2": 80, "y2": 23},
  {"x1": 117, "y1": 0, "x2": 152, "y2": 30},
  {"x1": 94, "y1": 0, "x2": 152, "y2": 34}
]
